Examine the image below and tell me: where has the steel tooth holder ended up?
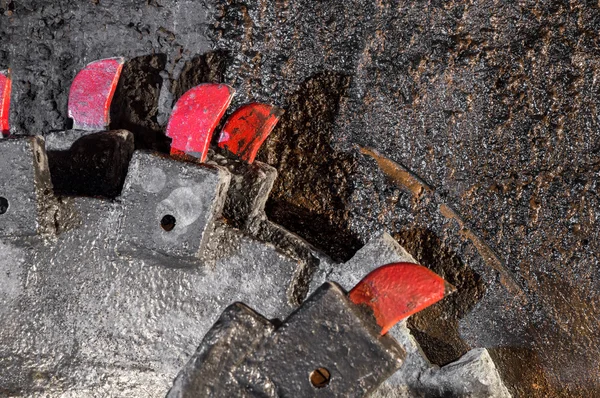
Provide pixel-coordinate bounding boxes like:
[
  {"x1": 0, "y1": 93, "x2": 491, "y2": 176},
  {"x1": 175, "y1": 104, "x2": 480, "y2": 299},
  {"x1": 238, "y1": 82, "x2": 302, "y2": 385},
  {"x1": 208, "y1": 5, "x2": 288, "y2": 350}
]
[{"x1": 167, "y1": 262, "x2": 454, "y2": 398}]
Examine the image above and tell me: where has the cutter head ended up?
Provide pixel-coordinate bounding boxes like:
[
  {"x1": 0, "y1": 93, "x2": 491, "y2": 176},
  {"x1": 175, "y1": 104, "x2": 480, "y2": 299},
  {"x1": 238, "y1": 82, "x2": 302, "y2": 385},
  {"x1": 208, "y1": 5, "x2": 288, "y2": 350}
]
[
  {"x1": 218, "y1": 103, "x2": 283, "y2": 163},
  {"x1": 166, "y1": 83, "x2": 235, "y2": 162},
  {"x1": 349, "y1": 262, "x2": 455, "y2": 335},
  {"x1": 0, "y1": 69, "x2": 11, "y2": 137}
]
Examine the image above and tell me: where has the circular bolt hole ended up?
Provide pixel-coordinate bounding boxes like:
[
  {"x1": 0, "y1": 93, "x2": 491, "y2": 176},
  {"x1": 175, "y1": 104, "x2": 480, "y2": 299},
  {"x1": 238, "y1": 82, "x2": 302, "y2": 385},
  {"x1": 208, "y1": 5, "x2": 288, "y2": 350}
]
[
  {"x1": 0, "y1": 197, "x2": 8, "y2": 215},
  {"x1": 160, "y1": 214, "x2": 176, "y2": 231},
  {"x1": 309, "y1": 367, "x2": 331, "y2": 389}
]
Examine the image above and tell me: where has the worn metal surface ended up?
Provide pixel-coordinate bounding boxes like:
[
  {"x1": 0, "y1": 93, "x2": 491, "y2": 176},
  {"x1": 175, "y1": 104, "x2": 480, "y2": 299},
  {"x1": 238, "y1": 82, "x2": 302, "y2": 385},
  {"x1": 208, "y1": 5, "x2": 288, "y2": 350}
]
[
  {"x1": 207, "y1": 148, "x2": 278, "y2": 229},
  {"x1": 0, "y1": 136, "x2": 53, "y2": 237},
  {"x1": 373, "y1": 344, "x2": 512, "y2": 398},
  {"x1": 417, "y1": 348, "x2": 512, "y2": 398},
  {"x1": 0, "y1": 136, "x2": 303, "y2": 396},
  {"x1": 218, "y1": 103, "x2": 283, "y2": 164},
  {"x1": 169, "y1": 282, "x2": 405, "y2": 397},
  {"x1": 0, "y1": 133, "x2": 511, "y2": 396},
  {"x1": 167, "y1": 303, "x2": 276, "y2": 398},
  {"x1": 119, "y1": 150, "x2": 230, "y2": 261},
  {"x1": 67, "y1": 58, "x2": 124, "y2": 130},
  {"x1": 165, "y1": 83, "x2": 234, "y2": 161}
]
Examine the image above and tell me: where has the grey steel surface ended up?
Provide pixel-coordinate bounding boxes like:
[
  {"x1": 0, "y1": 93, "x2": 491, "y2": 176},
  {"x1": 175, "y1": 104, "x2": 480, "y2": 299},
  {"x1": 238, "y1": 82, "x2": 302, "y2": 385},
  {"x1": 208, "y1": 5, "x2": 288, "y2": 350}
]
[
  {"x1": 0, "y1": 134, "x2": 300, "y2": 396},
  {"x1": 119, "y1": 150, "x2": 230, "y2": 261},
  {"x1": 167, "y1": 303, "x2": 277, "y2": 398},
  {"x1": 168, "y1": 283, "x2": 405, "y2": 398},
  {"x1": 0, "y1": 133, "x2": 510, "y2": 397},
  {"x1": 0, "y1": 136, "x2": 53, "y2": 237},
  {"x1": 235, "y1": 282, "x2": 404, "y2": 397},
  {"x1": 207, "y1": 149, "x2": 278, "y2": 230}
]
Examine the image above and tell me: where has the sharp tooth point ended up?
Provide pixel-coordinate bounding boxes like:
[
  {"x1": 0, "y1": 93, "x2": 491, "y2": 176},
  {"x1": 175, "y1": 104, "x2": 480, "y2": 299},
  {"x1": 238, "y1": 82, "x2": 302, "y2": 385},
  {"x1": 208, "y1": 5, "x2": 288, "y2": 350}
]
[
  {"x1": 349, "y1": 262, "x2": 451, "y2": 335},
  {"x1": 444, "y1": 281, "x2": 457, "y2": 296},
  {"x1": 166, "y1": 83, "x2": 234, "y2": 163},
  {"x1": 218, "y1": 103, "x2": 283, "y2": 164},
  {"x1": 68, "y1": 58, "x2": 125, "y2": 131}
]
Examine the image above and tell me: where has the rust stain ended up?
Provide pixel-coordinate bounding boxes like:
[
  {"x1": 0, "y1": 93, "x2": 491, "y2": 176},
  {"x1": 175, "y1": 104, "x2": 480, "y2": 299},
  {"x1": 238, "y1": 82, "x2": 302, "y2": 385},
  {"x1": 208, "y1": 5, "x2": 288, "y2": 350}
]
[
  {"x1": 360, "y1": 146, "x2": 525, "y2": 298},
  {"x1": 438, "y1": 203, "x2": 524, "y2": 297},
  {"x1": 359, "y1": 146, "x2": 431, "y2": 199}
]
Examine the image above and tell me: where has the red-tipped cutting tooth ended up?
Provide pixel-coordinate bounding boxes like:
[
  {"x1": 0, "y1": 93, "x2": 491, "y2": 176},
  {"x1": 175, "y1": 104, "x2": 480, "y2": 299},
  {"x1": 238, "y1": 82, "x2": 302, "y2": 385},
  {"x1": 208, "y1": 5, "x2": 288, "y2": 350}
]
[
  {"x1": 0, "y1": 70, "x2": 11, "y2": 137},
  {"x1": 349, "y1": 262, "x2": 455, "y2": 335},
  {"x1": 217, "y1": 103, "x2": 283, "y2": 164},
  {"x1": 166, "y1": 83, "x2": 235, "y2": 163},
  {"x1": 67, "y1": 57, "x2": 124, "y2": 131}
]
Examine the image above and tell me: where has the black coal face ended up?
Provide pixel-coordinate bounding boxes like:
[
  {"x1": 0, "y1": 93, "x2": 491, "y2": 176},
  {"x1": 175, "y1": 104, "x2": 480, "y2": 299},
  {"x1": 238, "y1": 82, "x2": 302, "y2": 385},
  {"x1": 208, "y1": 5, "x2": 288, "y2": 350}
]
[{"x1": 258, "y1": 71, "x2": 362, "y2": 263}]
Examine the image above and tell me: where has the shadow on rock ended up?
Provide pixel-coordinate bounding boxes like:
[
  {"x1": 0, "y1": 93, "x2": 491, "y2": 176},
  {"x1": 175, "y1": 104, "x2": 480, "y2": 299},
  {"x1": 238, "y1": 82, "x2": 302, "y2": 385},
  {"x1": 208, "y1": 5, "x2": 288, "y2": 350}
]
[
  {"x1": 110, "y1": 54, "x2": 169, "y2": 152},
  {"x1": 258, "y1": 71, "x2": 362, "y2": 262},
  {"x1": 395, "y1": 227, "x2": 485, "y2": 366}
]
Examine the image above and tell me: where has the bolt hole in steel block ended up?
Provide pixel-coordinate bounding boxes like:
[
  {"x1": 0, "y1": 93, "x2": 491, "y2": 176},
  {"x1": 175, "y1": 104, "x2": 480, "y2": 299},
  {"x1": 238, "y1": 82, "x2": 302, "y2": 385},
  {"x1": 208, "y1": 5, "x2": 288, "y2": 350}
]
[
  {"x1": 0, "y1": 136, "x2": 55, "y2": 237},
  {"x1": 161, "y1": 214, "x2": 176, "y2": 231},
  {"x1": 0, "y1": 196, "x2": 8, "y2": 214},
  {"x1": 118, "y1": 151, "x2": 231, "y2": 261},
  {"x1": 309, "y1": 367, "x2": 331, "y2": 388}
]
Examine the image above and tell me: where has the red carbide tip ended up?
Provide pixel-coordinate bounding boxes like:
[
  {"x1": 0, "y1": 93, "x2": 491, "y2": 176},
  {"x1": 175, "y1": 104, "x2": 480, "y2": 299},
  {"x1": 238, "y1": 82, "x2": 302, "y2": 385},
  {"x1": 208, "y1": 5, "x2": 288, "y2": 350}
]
[
  {"x1": 218, "y1": 103, "x2": 283, "y2": 164},
  {"x1": 349, "y1": 262, "x2": 454, "y2": 335},
  {"x1": 0, "y1": 70, "x2": 11, "y2": 137},
  {"x1": 67, "y1": 57, "x2": 124, "y2": 131},
  {"x1": 166, "y1": 83, "x2": 234, "y2": 163}
]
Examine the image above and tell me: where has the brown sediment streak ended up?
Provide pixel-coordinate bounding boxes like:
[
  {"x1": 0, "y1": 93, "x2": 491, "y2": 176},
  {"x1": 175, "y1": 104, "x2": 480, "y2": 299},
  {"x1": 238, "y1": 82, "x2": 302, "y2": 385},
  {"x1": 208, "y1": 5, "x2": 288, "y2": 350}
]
[
  {"x1": 360, "y1": 147, "x2": 432, "y2": 198},
  {"x1": 360, "y1": 146, "x2": 525, "y2": 298},
  {"x1": 438, "y1": 204, "x2": 524, "y2": 297}
]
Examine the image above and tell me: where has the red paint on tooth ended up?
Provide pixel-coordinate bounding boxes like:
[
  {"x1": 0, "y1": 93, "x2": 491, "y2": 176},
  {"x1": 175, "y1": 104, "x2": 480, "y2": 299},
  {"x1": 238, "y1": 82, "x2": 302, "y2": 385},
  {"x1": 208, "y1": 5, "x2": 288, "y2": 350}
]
[
  {"x1": 349, "y1": 262, "x2": 454, "y2": 335},
  {"x1": 0, "y1": 70, "x2": 11, "y2": 137},
  {"x1": 166, "y1": 83, "x2": 235, "y2": 163},
  {"x1": 68, "y1": 58, "x2": 124, "y2": 130},
  {"x1": 218, "y1": 103, "x2": 283, "y2": 163}
]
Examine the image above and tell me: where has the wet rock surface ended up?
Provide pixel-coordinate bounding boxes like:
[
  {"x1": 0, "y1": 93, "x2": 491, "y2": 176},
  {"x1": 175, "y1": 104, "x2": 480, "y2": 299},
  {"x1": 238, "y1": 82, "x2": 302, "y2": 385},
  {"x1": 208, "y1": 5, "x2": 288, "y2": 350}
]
[{"x1": 1, "y1": 0, "x2": 599, "y2": 396}]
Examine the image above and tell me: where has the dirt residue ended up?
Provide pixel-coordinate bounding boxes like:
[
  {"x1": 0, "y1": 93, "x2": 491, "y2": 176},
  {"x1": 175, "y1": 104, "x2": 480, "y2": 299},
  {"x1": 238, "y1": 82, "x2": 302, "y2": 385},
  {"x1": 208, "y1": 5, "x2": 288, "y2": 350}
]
[
  {"x1": 257, "y1": 71, "x2": 362, "y2": 262},
  {"x1": 110, "y1": 54, "x2": 168, "y2": 152},
  {"x1": 396, "y1": 227, "x2": 485, "y2": 366}
]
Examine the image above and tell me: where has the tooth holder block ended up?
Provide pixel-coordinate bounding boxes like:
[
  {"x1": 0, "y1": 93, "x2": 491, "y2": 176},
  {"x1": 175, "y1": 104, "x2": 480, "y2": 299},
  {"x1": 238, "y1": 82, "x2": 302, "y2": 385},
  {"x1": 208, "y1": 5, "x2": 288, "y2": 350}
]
[
  {"x1": 0, "y1": 136, "x2": 54, "y2": 237},
  {"x1": 118, "y1": 151, "x2": 231, "y2": 261},
  {"x1": 207, "y1": 150, "x2": 277, "y2": 229},
  {"x1": 167, "y1": 282, "x2": 405, "y2": 398}
]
